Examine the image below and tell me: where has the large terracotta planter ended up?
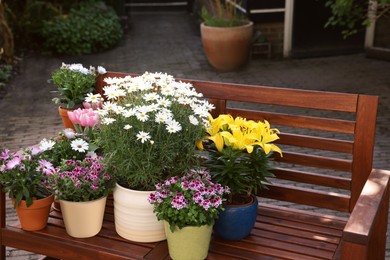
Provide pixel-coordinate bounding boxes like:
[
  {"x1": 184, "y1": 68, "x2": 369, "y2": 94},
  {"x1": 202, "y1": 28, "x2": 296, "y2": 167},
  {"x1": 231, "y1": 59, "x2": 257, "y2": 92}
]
[
  {"x1": 58, "y1": 106, "x2": 75, "y2": 130},
  {"x1": 164, "y1": 221, "x2": 213, "y2": 260},
  {"x1": 213, "y1": 195, "x2": 258, "y2": 240},
  {"x1": 14, "y1": 194, "x2": 54, "y2": 231},
  {"x1": 59, "y1": 196, "x2": 107, "y2": 238},
  {"x1": 201, "y1": 22, "x2": 254, "y2": 72},
  {"x1": 113, "y1": 183, "x2": 165, "y2": 242}
]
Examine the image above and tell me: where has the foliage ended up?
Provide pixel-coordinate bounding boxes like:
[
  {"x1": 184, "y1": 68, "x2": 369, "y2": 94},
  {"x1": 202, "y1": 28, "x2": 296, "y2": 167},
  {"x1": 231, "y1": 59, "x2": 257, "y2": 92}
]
[
  {"x1": 201, "y1": 0, "x2": 248, "y2": 27},
  {"x1": 97, "y1": 72, "x2": 214, "y2": 191},
  {"x1": 48, "y1": 157, "x2": 113, "y2": 202},
  {"x1": 51, "y1": 63, "x2": 106, "y2": 109},
  {"x1": 0, "y1": 64, "x2": 12, "y2": 89},
  {"x1": 325, "y1": 0, "x2": 390, "y2": 38},
  {"x1": 198, "y1": 114, "x2": 282, "y2": 204},
  {"x1": 148, "y1": 170, "x2": 229, "y2": 232},
  {"x1": 0, "y1": 148, "x2": 52, "y2": 207},
  {"x1": 41, "y1": 1, "x2": 123, "y2": 55}
]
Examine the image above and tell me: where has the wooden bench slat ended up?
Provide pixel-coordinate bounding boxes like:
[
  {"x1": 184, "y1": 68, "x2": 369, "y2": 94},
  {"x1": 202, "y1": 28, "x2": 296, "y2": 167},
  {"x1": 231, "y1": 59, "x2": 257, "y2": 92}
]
[
  {"x1": 276, "y1": 133, "x2": 353, "y2": 153},
  {"x1": 276, "y1": 151, "x2": 352, "y2": 172},
  {"x1": 260, "y1": 183, "x2": 350, "y2": 212},
  {"x1": 273, "y1": 168, "x2": 351, "y2": 190},
  {"x1": 191, "y1": 81, "x2": 359, "y2": 113},
  {"x1": 226, "y1": 108, "x2": 356, "y2": 134}
]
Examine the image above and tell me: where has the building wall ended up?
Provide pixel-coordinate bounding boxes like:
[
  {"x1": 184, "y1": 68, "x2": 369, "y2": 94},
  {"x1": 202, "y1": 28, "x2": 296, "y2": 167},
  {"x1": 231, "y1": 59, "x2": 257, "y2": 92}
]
[
  {"x1": 374, "y1": 15, "x2": 390, "y2": 48},
  {"x1": 254, "y1": 22, "x2": 284, "y2": 59}
]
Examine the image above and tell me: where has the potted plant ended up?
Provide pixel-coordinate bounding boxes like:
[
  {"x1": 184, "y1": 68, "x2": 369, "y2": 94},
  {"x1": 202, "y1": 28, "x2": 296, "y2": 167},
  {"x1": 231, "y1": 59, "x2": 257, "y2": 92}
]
[
  {"x1": 148, "y1": 170, "x2": 229, "y2": 260},
  {"x1": 198, "y1": 114, "x2": 283, "y2": 240},
  {"x1": 47, "y1": 157, "x2": 113, "y2": 238},
  {"x1": 200, "y1": 0, "x2": 254, "y2": 71},
  {"x1": 50, "y1": 63, "x2": 106, "y2": 129},
  {"x1": 0, "y1": 147, "x2": 54, "y2": 231},
  {"x1": 97, "y1": 72, "x2": 213, "y2": 242}
]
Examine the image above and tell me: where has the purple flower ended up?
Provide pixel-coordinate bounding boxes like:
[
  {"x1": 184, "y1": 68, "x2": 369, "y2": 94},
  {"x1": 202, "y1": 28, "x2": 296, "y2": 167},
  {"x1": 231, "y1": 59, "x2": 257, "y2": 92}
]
[
  {"x1": 6, "y1": 157, "x2": 21, "y2": 170},
  {"x1": 0, "y1": 149, "x2": 11, "y2": 160},
  {"x1": 37, "y1": 159, "x2": 55, "y2": 175}
]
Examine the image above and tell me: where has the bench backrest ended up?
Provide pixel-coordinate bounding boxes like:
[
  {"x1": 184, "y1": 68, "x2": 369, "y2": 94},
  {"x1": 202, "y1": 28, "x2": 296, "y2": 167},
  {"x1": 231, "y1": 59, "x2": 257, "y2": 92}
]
[{"x1": 97, "y1": 72, "x2": 379, "y2": 213}]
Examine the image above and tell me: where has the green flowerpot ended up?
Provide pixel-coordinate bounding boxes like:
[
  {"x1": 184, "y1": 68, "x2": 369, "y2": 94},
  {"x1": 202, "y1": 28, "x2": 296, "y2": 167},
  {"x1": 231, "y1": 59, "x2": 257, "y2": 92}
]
[{"x1": 164, "y1": 221, "x2": 213, "y2": 260}]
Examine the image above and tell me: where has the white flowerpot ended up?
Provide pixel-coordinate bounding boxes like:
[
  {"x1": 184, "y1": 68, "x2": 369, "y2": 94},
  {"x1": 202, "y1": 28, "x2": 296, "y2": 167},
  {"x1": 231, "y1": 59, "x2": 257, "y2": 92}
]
[
  {"x1": 60, "y1": 196, "x2": 107, "y2": 238},
  {"x1": 113, "y1": 183, "x2": 166, "y2": 242}
]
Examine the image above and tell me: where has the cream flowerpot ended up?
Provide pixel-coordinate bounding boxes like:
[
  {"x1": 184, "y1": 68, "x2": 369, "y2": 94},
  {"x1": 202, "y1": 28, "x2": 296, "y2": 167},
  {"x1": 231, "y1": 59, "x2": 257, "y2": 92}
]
[
  {"x1": 113, "y1": 183, "x2": 166, "y2": 242},
  {"x1": 60, "y1": 196, "x2": 107, "y2": 238}
]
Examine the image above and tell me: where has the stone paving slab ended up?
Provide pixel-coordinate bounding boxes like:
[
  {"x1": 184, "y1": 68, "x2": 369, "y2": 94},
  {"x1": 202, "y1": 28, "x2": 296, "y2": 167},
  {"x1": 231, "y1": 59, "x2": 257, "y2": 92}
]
[{"x1": 1, "y1": 10, "x2": 390, "y2": 259}]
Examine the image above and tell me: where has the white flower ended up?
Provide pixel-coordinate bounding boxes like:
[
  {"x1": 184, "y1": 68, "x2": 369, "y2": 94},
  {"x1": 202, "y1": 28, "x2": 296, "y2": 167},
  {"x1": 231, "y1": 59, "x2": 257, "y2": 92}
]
[
  {"x1": 103, "y1": 101, "x2": 118, "y2": 112},
  {"x1": 71, "y1": 139, "x2": 89, "y2": 153},
  {"x1": 158, "y1": 98, "x2": 172, "y2": 107},
  {"x1": 124, "y1": 124, "x2": 132, "y2": 130},
  {"x1": 101, "y1": 117, "x2": 116, "y2": 125},
  {"x1": 166, "y1": 121, "x2": 182, "y2": 133},
  {"x1": 85, "y1": 93, "x2": 102, "y2": 103},
  {"x1": 155, "y1": 112, "x2": 170, "y2": 124},
  {"x1": 136, "y1": 131, "x2": 151, "y2": 143},
  {"x1": 189, "y1": 115, "x2": 199, "y2": 125},
  {"x1": 144, "y1": 93, "x2": 159, "y2": 101},
  {"x1": 39, "y1": 139, "x2": 55, "y2": 151},
  {"x1": 86, "y1": 151, "x2": 98, "y2": 158},
  {"x1": 97, "y1": 66, "x2": 107, "y2": 74},
  {"x1": 136, "y1": 111, "x2": 149, "y2": 122},
  {"x1": 63, "y1": 128, "x2": 76, "y2": 139},
  {"x1": 178, "y1": 97, "x2": 191, "y2": 105},
  {"x1": 122, "y1": 108, "x2": 136, "y2": 118}
]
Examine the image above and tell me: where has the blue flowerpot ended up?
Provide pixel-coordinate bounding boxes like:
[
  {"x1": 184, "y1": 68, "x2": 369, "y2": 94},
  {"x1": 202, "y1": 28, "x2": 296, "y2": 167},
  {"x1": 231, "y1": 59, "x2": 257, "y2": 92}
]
[{"x1": 214, "y1": 195, "x2": 258, "y2": 241}]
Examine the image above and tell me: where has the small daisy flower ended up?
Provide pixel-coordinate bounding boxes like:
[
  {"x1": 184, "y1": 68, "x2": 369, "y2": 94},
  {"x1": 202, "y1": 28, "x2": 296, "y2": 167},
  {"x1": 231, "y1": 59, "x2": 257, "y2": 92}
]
[
  {"x1": 136, "y1": 131, "x2": 151, "y2": 143},
  {"x1": 101, "y1": 117, "x2": 116, "y2": 125},
  {"x1": 166, "y1": 121, "x2": 182, "y2": 133},
  {"x1": 189, "y1": 115, "x2": 199, "y2": 125},
  {"x1": 39, "y1": 138, "x2": 55, "y2": 151},
  {"x1": 85, "y1": 93, "x2": 103, "y2": 103},
  {"x1": 71, "y1": 139, "x2": 89, "y2": 153},
  {"x1": 124, "y1": 124, "x2": 132, "y2": 130}
]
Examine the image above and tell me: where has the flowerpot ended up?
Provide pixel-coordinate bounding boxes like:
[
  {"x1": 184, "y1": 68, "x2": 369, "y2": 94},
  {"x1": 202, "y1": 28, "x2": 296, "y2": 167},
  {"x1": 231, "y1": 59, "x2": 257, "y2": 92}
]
[
  {"x1": 14, "y1": 194, "x2": 54, "y2": 231},
  {"x1": 164, "y1": 221, "x2": 212, "y2": 260},
  {"x1": 214, "y1": 195, "x2": 258, "y2": 240},
  {"x1": 113, "y1": 183, "x2": 165, "y2": 242},
  {"x1": 58, "y1": 106, "x2": 75, "y2": 130},
  {"x1": 59, "y1": 196, "x2": 107, "y2": 238},
  {"x1": 200, "y1": 22, "x2": 254, "y2": 72}
]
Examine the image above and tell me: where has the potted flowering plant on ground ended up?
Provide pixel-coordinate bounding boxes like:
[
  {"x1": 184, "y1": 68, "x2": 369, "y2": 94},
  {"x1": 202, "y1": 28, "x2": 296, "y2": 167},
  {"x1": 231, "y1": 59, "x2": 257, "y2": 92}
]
[
  {"x1": 47, "y1": 157, "x2": 113, "y2": 238},
  {"x1": 200, "y1": 0, "x2": 253, "y2": 71},
  {"x1": 50, "y1": 63, "x2": 106, "y2": 129},
  {"x1": 0, "y1": 147, "x2": 54, "y2": 231},
  {"x1": 198, "y1": 114, "x2": 283, "y2": 240},
  {"x1": 96, "y1": 72, "x2": 214, "y2": 242},
  {"x1": 148, "y1": 170, "x2": 229, "y2": 260}
]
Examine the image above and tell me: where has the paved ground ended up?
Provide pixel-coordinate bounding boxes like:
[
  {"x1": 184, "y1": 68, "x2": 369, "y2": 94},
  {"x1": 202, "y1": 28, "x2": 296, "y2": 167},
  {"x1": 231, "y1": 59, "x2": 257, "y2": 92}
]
[{"x1": 1, "y1": 10, "x2": 390, "y2": 259}]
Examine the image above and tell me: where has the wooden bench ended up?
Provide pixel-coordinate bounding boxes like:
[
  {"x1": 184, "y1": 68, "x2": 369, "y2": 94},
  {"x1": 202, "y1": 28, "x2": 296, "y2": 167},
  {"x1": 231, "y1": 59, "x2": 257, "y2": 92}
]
[{"x1": 1, "y1": 72, "x2": 389, "y2": 259}]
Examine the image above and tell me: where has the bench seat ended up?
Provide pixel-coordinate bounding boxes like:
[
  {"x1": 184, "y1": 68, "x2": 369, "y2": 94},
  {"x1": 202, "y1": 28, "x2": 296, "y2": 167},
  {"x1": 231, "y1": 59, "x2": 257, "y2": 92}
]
[{"x1": 2, "y1": 196, "x2": 349, "y2": 260}]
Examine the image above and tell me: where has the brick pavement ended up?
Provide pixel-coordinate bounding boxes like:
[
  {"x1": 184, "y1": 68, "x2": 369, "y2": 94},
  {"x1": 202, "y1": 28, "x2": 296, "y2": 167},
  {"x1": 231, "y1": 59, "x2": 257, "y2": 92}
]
[{"x1": 1, "y1": 10, "x2": 390, "y2": 259}]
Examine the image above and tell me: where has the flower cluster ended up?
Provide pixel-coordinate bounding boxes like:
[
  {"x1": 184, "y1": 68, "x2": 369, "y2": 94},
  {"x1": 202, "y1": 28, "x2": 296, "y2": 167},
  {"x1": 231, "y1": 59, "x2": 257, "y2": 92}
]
[
  {"x1": 97, "y1": 72, "x2": 214, "y2": 190},
  {"x1": 48, "y1": 157, "x2": 113, "y2": 202},
  {"x1": 39, "y1": 129, "x2": 93, "y2": 167},
  {"x1": 51, "y1": 63, "x2": 106, "y2": 109},
  {"x1": 0, "y1": 148, "x2": 52, "y2": 207},
  {"x1": 199, "y1": 114, "x2": 283, "y2": 203},
  {"x1": 148, "y1": 170, "x2": 229, "y2": 231}
]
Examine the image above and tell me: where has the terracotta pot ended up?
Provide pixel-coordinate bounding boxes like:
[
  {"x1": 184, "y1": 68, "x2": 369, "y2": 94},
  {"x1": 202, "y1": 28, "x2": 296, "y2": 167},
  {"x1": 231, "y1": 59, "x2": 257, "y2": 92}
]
[
  {"x1": 58, "y1": 106, "x2": 75, "y2": 130},
  {"x1": 164, "y1": 221, "x2": 213, "y2": 260},
  {"x1": 14, "y1": 194, "x2": 55, "y2": 231},
  {"x1": 60, "y1": 196, "x2": 107, "y2": 238},
  {"x1": 113, "y1": 183, "x2": 166, "y2": 242},
  {"x1": 201, "y1": 22, "x2": 254, "y2": 72}
]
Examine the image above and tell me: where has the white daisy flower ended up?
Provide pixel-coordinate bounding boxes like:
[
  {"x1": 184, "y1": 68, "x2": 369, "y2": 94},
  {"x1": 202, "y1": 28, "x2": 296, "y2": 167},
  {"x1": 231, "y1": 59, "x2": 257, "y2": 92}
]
[
  {"x1": 155, "y1": 112, "x2": 170, "y2": 123},
  {"x1": 86, "y1": 151, "x2": 98, "y2": 158},
  {"x1": 122, "y1": 108, "x2": 136, "y2": 118},
  {"x1": 103, "y1": 101, "x2": 117, "y2": 112},
  {"x1": 101, "y1": 117, "x2": 116, "y2": 125},
  {"x1": 71, "y1": 139, "x2": 89, "y2": 153},
  {"x1": 144, "y1": 93, "x2": 159, "y2": 101},
  {"x1": 158, "y1": 98, "x2": 172, "y2": 107},
  {"x1": 85, "y1": 93, "x2": 103, "y2": 103},
  {"x1": 136, "y1": 131, "x2": 151, "y2": 143},
  {"x1": 189, "y1": 115, "x2": 199, "y2": 125},
  {"x1": 124, "y1": 124, "x2": 132, "y2": 130},
  {"x1": 39, "y1": 139, "x2": 55, "y2": 151},
  {"x1": 63, "y1": 128, "x2": 76, "y2": 139},
  {"x1": 166, "y1": 121, "x2": 182, "y2": 133},
  {"x1": 136, "y1": 112, "x2": 149, "y2": 122}
]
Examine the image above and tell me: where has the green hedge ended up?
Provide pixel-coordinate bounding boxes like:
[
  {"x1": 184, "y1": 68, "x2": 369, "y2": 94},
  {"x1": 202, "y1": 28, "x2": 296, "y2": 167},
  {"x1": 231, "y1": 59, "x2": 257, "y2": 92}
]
[{"x1": 41, "y1": 1, "x2": 123, "y2": 55}]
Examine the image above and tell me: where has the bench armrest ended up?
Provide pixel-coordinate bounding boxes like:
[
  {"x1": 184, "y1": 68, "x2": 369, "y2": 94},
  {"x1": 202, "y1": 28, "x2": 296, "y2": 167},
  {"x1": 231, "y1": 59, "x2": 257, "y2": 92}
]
[{"x1": 341, "y1": 169, "x2": 390, "y2": 259}]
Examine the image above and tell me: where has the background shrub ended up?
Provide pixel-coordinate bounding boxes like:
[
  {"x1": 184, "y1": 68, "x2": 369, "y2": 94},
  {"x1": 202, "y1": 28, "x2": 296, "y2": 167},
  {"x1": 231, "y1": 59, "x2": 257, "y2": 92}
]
[{"x1": 41, "y1": 1, "x2": 123, "y2": 55}]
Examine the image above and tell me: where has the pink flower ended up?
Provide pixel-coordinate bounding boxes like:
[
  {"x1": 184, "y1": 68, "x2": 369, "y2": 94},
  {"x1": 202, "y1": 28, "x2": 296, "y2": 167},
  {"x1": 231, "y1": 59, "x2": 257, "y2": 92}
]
[
  {"x1": 68, "y1": 108, "x2": 99, "y2": 127},
  {"x1": 6, "y1": 157, "x2": 21, "y2": 170},
  {"x1": 83, "y1": 101, "x2": 102, "y2": 110}
]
